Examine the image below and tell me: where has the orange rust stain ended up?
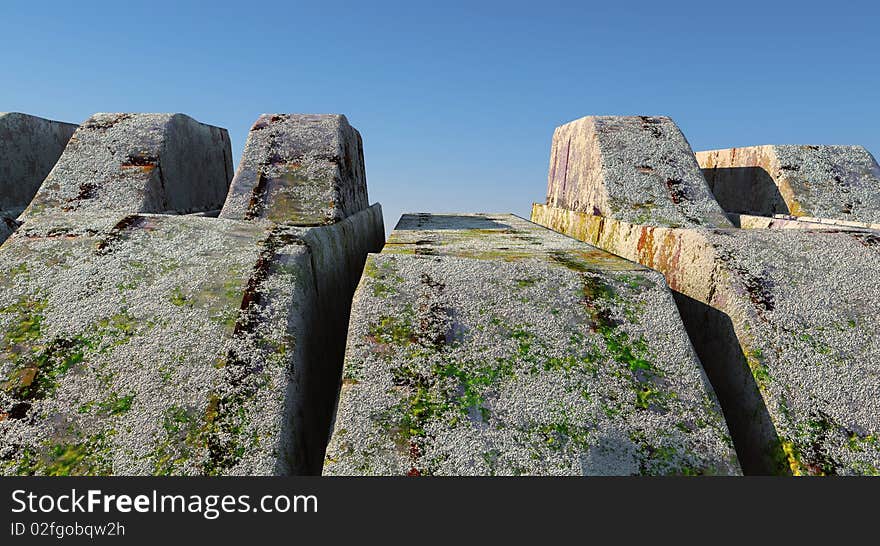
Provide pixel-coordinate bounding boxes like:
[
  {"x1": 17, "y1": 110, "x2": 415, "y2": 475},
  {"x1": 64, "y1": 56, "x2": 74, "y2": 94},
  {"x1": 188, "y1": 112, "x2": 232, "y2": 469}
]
[
  {"x1": 120, "y1": 165, "x2": 156, "y2": 173},
  {"x1": 636, "y1": 226, "x2": 655, "y2": 268},
  {"x1": 658, "y1": 231, "x2": 683, "y2": 291}
]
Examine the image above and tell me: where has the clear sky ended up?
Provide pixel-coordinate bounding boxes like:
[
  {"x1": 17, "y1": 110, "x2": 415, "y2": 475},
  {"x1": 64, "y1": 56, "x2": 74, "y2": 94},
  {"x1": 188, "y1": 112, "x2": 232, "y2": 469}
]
[{"x1": 2, "y1": 1, "x2": 877, "y2": 233}]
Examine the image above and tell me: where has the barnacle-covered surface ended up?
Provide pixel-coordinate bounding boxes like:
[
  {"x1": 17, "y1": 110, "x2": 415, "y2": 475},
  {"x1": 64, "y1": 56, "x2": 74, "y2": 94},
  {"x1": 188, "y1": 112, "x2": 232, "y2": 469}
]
[
  {"x1": 545, "y1": 116, "x2": 732, "y2": 229},
  {"x1": 698, "y1": 145, "x2": 880, "y2": 224},
  {"x1": 0, "y1": 112, "x2": 385, "y2": 475},
  {"x1": 0, "y1": 213, "x2": 306, "y2": 475},
  {"x1": 20, "y1": 113, "x2": 232, "y2": 220},
  {"x1": 0, "y1": 113, "x2": 77, "y2": 245},
  {"x1": 324, "y1": 213, "x2": 740, "y2": 475},
  {"x1": 219, "y1": 114, "x2": 368, "y2": 226},
  {"x1": 533, "y1": 204, "x2": 880, "y2": 475}
]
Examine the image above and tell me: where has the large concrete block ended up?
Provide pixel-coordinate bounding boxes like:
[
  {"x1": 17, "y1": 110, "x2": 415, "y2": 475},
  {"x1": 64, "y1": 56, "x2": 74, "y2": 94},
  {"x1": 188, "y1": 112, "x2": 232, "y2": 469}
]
[
  {"x1": 220, "y1": 114, "x2": 369, "y2": 225},
  {"x1": 533, "y1": 115, "x2": 880, "y2": 475},
  {"x1": 0, "y1": 113, "x2": 77, "y2": 214},
  {"x1": 324, "y1": 213, "x2": 739, "y2": 476},
  {"x1": 697, "y1": 145, "x2": 880, "y2": 224},
  {"x1": 0, "y1": 113, "x2": 384, "y2": 475},
  {"x1": 0, "y1": 113, "x2": 77, "y2": 244},
  {"x1": 20, "y1": 113, "x2": 232, "y2": 219},
  {"x1": 545, "y1": 116, "x2": 732, "y2": 228}
]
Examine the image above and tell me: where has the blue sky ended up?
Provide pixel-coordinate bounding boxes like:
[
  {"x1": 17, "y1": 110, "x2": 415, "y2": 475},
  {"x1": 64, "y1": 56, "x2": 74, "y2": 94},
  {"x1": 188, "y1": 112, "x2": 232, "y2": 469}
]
[{"x1": 2, "y1": 1, "x2": 878, "y2": 232}]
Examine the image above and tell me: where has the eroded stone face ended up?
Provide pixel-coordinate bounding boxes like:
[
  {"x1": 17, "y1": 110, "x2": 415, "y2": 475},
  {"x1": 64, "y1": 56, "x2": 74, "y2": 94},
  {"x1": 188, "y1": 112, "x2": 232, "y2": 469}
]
[
  {"x1": 532, "y1": 114, "x2": 880, "y2": 475},
  {"x1": 20, "y1": 113, "x2": 233, "y2": 219},
  {"x1": 0, "y1": 113, "x2": 77, "y2": 244},
  {"x1": 697, "y1": 145, "x2": 880, "y2": 224},
  {"x1": 0, "y1": 112, "x2": 384, "y2": 475},
  {"x1": 324, "y1": 213, "x2": 740, "y2": 476},
  {"x1": 546, "y1": 116, "x2": 732, "y2": 228},
  {"x1": 220, "y1": 114, "x2": 369, "y2": 225}
]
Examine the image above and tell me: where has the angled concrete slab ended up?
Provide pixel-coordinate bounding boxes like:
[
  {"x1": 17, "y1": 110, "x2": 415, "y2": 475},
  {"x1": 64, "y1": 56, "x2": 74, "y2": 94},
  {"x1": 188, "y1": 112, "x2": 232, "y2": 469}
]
[
  {"x1": 1, "y1": 113, "x2": 383, "y2": 476},
  {"x1": 0, "y1": 113, "x2": 77, "y2": 243},
  {"x1": 533, "y1": 115, "x2": 880, "y2": 475},
  {"x1": 20, "y1": 113, "x2": 233, "y2": 220},
  {"x1": 697, "y1": 145, "x2": 880, "y2": 224},
  {"x1": 545, "y1": 116, "x2": 732, "y2": 229},
  {"x1": 324, "y1": 213, "x2": 739, "y2": 476},
  {"x1": 220, "y1": 114, "x2": 369, "y2": 225}
]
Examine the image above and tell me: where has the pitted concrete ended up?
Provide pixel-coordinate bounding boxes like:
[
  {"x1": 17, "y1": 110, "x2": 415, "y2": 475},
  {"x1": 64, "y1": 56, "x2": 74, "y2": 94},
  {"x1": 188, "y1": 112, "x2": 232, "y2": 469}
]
[
  {"x1": 0, "y1": 113, "x2": 77, "y2": 243},
  {"x1": 20, "y1": 113, "x2": 233, "y2": 220},
  {"x1": 545, "y1": 116, "x2": 732, "y2": 229},
  {"x1": 697, "y1": 145, "x2": 880, "y2": 224},
  {"x1": 533, "y1": 115, "x2": 880, "y2": 475},
  {"x1": 1, "y1": 113, "x2": 383, "y2": 476},
  {"x1": 220, "y1": 114, "x2": 369, "y2": 225},
  {"x1": 324, "y1": 213, "x2": 739, "y2": 476}
]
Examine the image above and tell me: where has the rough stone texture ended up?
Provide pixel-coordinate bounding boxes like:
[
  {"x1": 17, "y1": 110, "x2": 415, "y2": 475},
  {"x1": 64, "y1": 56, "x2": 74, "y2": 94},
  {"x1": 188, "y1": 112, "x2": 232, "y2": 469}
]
[
  {"x1": 546, "y1": 116, "x2": 731, "y2": 228},
  {"x1": 0, "y1": 113, "x2": 77, "y2": 214},
  {"x1": 220, "y1": 114, "x2": 368, "y2": 225},
  {"x1": 0, "y1": 113, "x2": 384, "y2": 476},
  {"x1": 532, "y1": 114, "x2": 880, "y2": 475},
  {"x1": 533, "y1": 204, "x2": 880, "y2": 475},
  {"x1": 0, "y1": 113, "x2": 77, "y2": 243},
  {"x1": 324, "y1": 213, "x2": 740, "y2": 476},
  {"x1": 697, "y1": 145, "x2": 880, "y2": 224},
  {"x1": 20, "y1": 113, "x2": 233, "y2": 220},
  {"x1": 728, "y1": 213, "x2": 880, "y2": 231}
]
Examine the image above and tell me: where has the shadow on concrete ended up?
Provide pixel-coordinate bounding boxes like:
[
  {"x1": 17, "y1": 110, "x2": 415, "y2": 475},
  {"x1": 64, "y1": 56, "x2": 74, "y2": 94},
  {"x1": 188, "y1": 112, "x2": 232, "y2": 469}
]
[
  {"x1": 702, "y1": 166, "x2": 790, "y2": 217},
  {"x1": 672, "y1": 291, "x2": 790, "y2": 475},
  {"x1": 394, "y1": 213, "x2": 511, "y2": 231}
]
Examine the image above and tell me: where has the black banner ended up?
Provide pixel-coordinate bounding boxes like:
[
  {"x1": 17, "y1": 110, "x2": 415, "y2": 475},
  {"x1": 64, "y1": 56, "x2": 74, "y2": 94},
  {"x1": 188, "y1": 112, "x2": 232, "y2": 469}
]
[{"x1": 1, "y1": 477, "x2": 873, "y2": 543}]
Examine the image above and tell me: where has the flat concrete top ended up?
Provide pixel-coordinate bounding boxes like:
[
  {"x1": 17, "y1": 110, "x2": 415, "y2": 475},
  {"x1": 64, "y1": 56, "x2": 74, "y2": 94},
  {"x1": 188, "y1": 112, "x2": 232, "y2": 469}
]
[
  {"x1": 325, "y1": 213, "x2": 740, "y2": 475},
  {"x1": 384, "y1": 213, "x2": 648, "y2": 271}
]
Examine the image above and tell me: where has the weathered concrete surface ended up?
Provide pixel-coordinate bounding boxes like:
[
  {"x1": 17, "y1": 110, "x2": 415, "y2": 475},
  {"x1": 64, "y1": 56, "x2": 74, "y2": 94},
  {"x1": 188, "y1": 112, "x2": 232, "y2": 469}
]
[
  {"x1": 545, "y1": 116, "x2": 732, "y2": 229},
  {"x1": 1, "y1": 113, "x2": 384, "y2": 475},
  {"x1": 697, "y1": 145, "x2": 880, "y2": 224},
  {"x1": 324, "y1": 213, "x2": 740, "y2": 476},
  {"x1": 532, "y1": 115, "x2": 880, "y2": 475},
  {"x1": 728, "y1": 212, "x2": 880, "y2": 231},
  {"x1": 220, "y1": 114, "x2": 369, "y2": 225},
  {"x1": 20, "y1": 113, "x2": 233, "y2": 220},
  {"x1": 0, "y1": 113, "x2": 77, "y2": 243}
]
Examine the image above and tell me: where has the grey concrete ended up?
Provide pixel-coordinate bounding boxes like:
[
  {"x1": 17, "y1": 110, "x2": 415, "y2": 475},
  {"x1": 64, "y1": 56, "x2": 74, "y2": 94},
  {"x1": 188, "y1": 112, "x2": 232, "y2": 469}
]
[
  {"x1": 0, "y1": 113, "x2": 77, "y2": 214},
  {"x1": 324, "y1": 213, "x2": 740, "y2": 476},
  {"x1": 20, "y1": 113, "x2": 232, "y2": 220},
  {"x1": 697, "y1": 145, "x2": 880, "y2": 224},
  {"x1": 0, "y1": 113, "x2": 77, "y2": 244},
  {"x1": 0, "y1": 113, "x2": 384, "y2": 475},
  {"x1": 545, "y1": 116, "x2": 732, "y2": 228},
  {"x1": 220, "y1": 114, "x2": 369, "y2": 225},
  {"x1": 533, "y1": 115, "x2": 880, "y2": 475}
]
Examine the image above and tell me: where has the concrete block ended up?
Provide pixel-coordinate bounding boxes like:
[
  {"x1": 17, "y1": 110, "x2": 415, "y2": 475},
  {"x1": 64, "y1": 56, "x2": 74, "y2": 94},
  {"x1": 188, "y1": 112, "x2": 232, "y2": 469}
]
[
  {"x1": 533, "y1": 115, "x2": 880, "y2": 475},
  {"x1": 545, "y1": 116, "x2": 731, "y2": 228},
  {"x1": 324, "y1": 213, "x2": 739, "y2": 476},
  {"x1": 0, "y1": 113, "x2": 76, "y2": 214},
  {"x1": 20, "y1": 113, "x2": 232, "y2": 219},
  {"x1": 0, "y1": 113, "x2": 384, "y2": 475},
  {"x1": 0, "y1": 113, "x2": 77, "y2": 244},
  {"x1": 697, "y1": 145, "x2": 880, "y2": 224},
  {"x1": 220, "y1": 114, "x2": 369, "y2": 225}
]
